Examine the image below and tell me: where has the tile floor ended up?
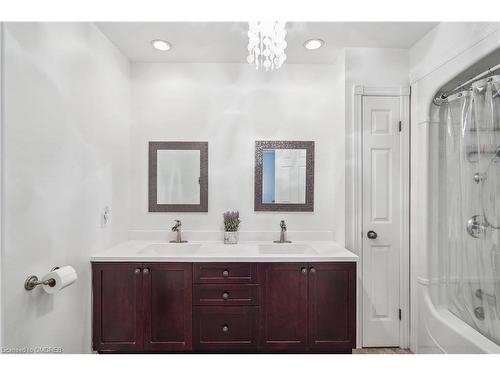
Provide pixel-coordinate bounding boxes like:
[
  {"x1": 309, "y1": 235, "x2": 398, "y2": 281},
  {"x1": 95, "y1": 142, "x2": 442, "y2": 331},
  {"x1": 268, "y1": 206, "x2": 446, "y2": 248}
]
[{"x1": 352, "y1": 348, "x2": 412, "y2": 354}]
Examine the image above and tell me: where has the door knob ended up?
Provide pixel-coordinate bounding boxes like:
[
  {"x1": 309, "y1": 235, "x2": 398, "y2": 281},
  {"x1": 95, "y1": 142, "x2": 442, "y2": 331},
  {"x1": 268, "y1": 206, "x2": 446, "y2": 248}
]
[
  {"x1": 222, "y1": 270, "x2": 229, "y2": 277},
  {"x1": 143, "y1": 268, "x2": 150, "y2": 274},
  {"x1": 222, "y1": 292, "x2": 229, "y2": 300},
  {"x1": 222, "y1": 324, "x2": 229, "y2": 332},
  {"x1": 309, "y1": 267, "x2": 316, "y2": 273},
  {"x1": 301, "y1": 267, "x2": 307, "y2": 274},
  {"x1": 367, "y1": 230, "x2": 378, "y2": 239},
  {"x1": 134, "y1": 268, "x2": 141, "y2": 274}
]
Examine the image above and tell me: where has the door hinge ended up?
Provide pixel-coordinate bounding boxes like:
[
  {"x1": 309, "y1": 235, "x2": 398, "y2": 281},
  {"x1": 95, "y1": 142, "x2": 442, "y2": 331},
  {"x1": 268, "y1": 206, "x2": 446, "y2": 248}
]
[
  {"x1": 399, "y1": 308, "x2": 402, "y2": 320},
  {"x1": 361, "y1": 231, "x2": 363, "y2": 238},
  {"x1": 398, "y1": 121, "x2": 402, "y2": 132}
]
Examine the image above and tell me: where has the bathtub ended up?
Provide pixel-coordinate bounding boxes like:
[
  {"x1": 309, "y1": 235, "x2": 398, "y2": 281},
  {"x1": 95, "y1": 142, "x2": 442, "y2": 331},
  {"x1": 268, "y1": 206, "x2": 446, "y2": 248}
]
[{"x1": 417, "y1": 279, "x2": 500, "y2": 353}]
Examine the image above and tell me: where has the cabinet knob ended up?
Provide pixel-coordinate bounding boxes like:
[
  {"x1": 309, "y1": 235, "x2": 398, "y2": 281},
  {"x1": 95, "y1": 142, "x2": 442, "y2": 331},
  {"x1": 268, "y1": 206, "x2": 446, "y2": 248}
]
[
  {"x1": 222, "y1": 324, "x2": 229, "y2": 332},
  {"x1": 222, "y1": 270, "x2": 229, "y2": 277},
  {"x1": 134, "y1": 268, "x2": 141, "y2": 274},
  {"x1": 310, "y1": 267, "x2": 316, "y2": 273},
  {"x1": 367, "y1": 230, "x2": 378, "y2": 239},
  {"x1": 301, "y1": 267, "x2": 307, "y2": 274},
  {"x1": 143, "y1": 268, "x2": 150, "y2": 274},
  {"x1": 222, "y1": 292, "x2": 229, "y2": 300}
]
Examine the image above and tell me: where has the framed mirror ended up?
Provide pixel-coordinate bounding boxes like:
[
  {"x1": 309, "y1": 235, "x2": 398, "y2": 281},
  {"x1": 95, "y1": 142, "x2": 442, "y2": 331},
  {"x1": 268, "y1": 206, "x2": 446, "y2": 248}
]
[
  {"x1": 149, "y1": 141, "x2": 208, "y2": 212},
  {"x1": 254, "y1": 141, "x2": 314, "y2": 211}
]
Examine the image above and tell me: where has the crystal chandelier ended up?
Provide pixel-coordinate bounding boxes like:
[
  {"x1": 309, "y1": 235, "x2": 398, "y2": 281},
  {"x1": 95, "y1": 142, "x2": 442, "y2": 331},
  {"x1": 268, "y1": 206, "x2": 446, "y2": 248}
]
[{"x1": 246, "y1": 22, "x2": 287, "y2": 71}]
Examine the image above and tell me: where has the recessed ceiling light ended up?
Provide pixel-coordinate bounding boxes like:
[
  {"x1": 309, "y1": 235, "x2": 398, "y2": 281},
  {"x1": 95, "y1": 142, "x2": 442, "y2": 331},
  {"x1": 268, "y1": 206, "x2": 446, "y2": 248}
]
[
  {"x1": 304, "y1": 39, "x2": 324, "y2": 50},
  {"x1": 151, "y1": 39, "x2": 171, "y2": 51}
]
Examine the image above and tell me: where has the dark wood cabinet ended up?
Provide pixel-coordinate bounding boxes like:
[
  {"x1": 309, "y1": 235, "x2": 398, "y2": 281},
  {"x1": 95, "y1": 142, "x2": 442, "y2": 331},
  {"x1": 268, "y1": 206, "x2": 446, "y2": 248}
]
[
  {"x1": 92, "y1": 263, "x2": 144, "y2": 352},
  {"x1": 259, "y1": 262, "x2": 356, "y2": 353},
  {"x1": 259, "y1": 263, "x2": 308, "y2": 351},
  {"x1": 308, "y1": 262, "x2": 356, "y2": 352},
  {"x1": 92, "y1": 261, "x2": 356, "y2": 354},
  {"x1": 143, "y1": 263, "x2": 192, "y2": 351},
  {"x1": 192, "y1": 263, "x2": 260, "y2": 351},
  {"x1": 92, "y1": 262, "x2": 192, "y2": 353}
]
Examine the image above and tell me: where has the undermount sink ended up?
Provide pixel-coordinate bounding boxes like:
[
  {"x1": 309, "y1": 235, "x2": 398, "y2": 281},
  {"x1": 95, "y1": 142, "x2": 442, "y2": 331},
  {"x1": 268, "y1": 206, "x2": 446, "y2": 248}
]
[
  {"x1": 139, "y1": 243, "x2": 201, "y2": 255},
  {"x1": 258, "y1": 243, "x2": 317, "y2": 255}
]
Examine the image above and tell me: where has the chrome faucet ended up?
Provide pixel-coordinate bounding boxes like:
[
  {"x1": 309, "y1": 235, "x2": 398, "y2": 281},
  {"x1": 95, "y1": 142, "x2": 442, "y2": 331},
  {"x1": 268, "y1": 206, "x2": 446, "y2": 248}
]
[
  {"x1": 274, "y1": 220, "x2": 291, "y2": 243},
  {"x1": 170, "y1": 220, "x2": 187, "y2": 243}
]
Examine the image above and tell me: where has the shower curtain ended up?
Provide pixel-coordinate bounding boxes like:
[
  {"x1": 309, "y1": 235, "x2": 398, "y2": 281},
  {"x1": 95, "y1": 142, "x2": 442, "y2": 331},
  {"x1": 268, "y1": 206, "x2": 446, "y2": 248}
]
[{"x1": 440, "y1": 75, "x2": 500, "y2": 345}]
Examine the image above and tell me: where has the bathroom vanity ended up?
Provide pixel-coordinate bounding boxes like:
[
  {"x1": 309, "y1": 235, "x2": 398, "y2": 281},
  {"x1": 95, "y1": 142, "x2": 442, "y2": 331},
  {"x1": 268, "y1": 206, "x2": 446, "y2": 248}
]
[{"x1": 91, "y1": 241, "x2": 357, "y2": 354}]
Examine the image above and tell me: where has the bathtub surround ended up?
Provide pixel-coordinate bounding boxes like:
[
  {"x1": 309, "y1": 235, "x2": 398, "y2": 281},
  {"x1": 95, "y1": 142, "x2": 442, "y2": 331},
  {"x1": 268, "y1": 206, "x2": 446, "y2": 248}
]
[
  {"x1": 409, "y1": 22, "x2": 500, "y2": 353},
  {"x1": 2, "y1": 23, "x2": 131, "y2": 353},
  {"x1": 435, "y1": 77, "x2": 500, "y2": 347}
]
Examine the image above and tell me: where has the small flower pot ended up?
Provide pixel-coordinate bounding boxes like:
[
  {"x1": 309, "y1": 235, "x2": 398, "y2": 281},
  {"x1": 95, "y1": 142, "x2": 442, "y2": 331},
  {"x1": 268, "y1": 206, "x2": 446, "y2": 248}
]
[{"x1": 224, "y1": 231, "x2": 239, "y2": 245}]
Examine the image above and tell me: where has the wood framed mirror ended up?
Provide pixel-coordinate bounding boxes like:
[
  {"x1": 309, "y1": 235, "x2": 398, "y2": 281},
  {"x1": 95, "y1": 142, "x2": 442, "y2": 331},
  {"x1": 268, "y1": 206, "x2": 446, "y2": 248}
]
[
  {"x1": 149, "y1": 141, "x2": 208, "y2": 212},
  {"x1": 254, "y1": 140, "x2": 314, "y2": 212}
]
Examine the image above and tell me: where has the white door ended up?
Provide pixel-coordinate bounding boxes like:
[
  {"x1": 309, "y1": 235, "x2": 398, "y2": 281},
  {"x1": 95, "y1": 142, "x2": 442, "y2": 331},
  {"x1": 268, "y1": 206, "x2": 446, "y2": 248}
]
[{"x1": 362, "y1": 96, "x2": 401, "y2": 347}]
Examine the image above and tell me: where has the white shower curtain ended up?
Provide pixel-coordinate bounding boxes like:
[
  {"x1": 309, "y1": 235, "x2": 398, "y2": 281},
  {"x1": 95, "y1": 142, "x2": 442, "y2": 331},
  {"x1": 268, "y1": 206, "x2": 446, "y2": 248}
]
[{"x1": 440, "y1": 75, "x2": 500, "y2": 345}]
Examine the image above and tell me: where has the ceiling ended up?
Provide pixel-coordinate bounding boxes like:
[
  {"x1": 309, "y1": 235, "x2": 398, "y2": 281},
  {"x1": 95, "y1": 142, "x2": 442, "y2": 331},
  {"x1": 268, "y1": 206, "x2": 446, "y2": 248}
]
[{"x1": 96, "y1": 22, "x2": 438, "y2": 64}]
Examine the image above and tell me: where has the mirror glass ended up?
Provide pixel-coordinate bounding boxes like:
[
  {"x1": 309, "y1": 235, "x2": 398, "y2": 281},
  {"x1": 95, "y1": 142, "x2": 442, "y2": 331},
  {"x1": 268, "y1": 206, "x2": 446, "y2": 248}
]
[
  {"x1": 149, "y1": 141, "x2": 208, "y2": 212},
  {"x1": 255, "y1": 141, "x2": 314, "y2": 212},
  {"x1": 157, "y1": 149, "x2": 200, "y2": 204},
  {"x1": 262, "y1": 149, "x2": 306, "y2": 204}
]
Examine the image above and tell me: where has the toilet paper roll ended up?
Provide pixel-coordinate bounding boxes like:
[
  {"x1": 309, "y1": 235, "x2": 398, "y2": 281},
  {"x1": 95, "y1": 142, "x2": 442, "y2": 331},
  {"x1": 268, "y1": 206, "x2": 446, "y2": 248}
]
[{"x1": 42, "y1": 266, "x2": 78, "y2": 294}]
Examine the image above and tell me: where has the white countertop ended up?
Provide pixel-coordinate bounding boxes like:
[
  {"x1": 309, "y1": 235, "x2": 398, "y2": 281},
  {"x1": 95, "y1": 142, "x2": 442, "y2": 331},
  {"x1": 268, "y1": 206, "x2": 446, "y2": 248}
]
[{"x1": 91, "y1": 240, "x2": 358, "y2": 263}]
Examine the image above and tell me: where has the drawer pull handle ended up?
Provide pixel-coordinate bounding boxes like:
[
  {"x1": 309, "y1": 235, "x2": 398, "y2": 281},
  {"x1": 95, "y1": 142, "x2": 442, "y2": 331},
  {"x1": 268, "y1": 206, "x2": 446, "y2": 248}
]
[
  {"x1": 222, "y1": 292, "x2": 229, "y2": 300},
  {"x1": 222, "y1": 324, "x2": 229, "y2": 332},
  {"x1": 222, "y1": 270, "x2": 229, "y2": 277}
]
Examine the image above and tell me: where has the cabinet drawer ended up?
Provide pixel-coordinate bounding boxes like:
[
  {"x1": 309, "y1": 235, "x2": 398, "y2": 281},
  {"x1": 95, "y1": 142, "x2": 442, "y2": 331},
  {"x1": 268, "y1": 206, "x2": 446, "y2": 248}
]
[
  {"x1": 193, "y1": 284, "x2": 259, "y2": 306},
  {"x1": 193, "y1": 306, "x2": 259, "y2": 351},
  {"x1": 193, "y1": 263, "x2": 256, "y2": 284}
]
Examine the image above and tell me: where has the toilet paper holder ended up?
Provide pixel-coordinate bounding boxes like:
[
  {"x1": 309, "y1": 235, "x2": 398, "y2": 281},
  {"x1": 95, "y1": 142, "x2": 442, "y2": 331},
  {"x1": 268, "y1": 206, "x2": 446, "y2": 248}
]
[{"x1": 24, "y1": 266, "x2": 60, "y2": 291}]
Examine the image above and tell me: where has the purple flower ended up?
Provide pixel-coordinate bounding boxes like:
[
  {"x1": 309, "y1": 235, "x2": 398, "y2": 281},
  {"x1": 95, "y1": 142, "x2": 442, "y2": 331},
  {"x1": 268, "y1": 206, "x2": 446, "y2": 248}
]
[
  {"x1": 223, "y1": 211, "x2": 239, "y2": 221},
  {"x1": 223, "y1": 211, "x2": 241, "y2": 232}
]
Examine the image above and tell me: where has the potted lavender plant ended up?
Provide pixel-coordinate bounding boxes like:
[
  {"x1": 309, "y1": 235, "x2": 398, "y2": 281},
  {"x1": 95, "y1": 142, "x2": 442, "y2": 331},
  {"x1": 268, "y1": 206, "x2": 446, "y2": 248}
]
[{"x1": 223, "y1": 211, "x2": 241, "y2": 244}]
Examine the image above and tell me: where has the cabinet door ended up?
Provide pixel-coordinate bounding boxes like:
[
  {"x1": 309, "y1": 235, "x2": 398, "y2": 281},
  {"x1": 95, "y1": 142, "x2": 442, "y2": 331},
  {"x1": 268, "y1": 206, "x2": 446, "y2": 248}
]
[
  {"x1": 143, "y1": 263, "x2": 192, "y2": 351},
  {"x1": 308, "y1": 262, "x2": 356, "y2": 352},
  {"x1": 259, "y1": 263, "x2": 308, "y2": 351},
  {"x1": 92, "y1": 263, "x2": 144, "y2": 352}
]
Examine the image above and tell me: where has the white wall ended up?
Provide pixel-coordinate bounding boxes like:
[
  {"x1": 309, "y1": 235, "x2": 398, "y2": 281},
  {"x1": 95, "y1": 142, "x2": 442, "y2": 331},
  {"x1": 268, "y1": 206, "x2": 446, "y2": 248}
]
[
  {"x1": 130, "y1": 60, "x2": 346, "y2": 243},
  {"x1": 1, "y1": 23, "x2": 131, "y2": 353},
  {"x1": 0, "y1": 26, "x2": 416, "y2": 353},
  {"x1": 343, "y1": 48, "x2": 410, "y2": 252},
  {"x1": 345, "y1": 48, "x2": 410, "y2": 89},
  {"x1": 410, "y1": 22, "x2": 500, "y2": 83}
]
